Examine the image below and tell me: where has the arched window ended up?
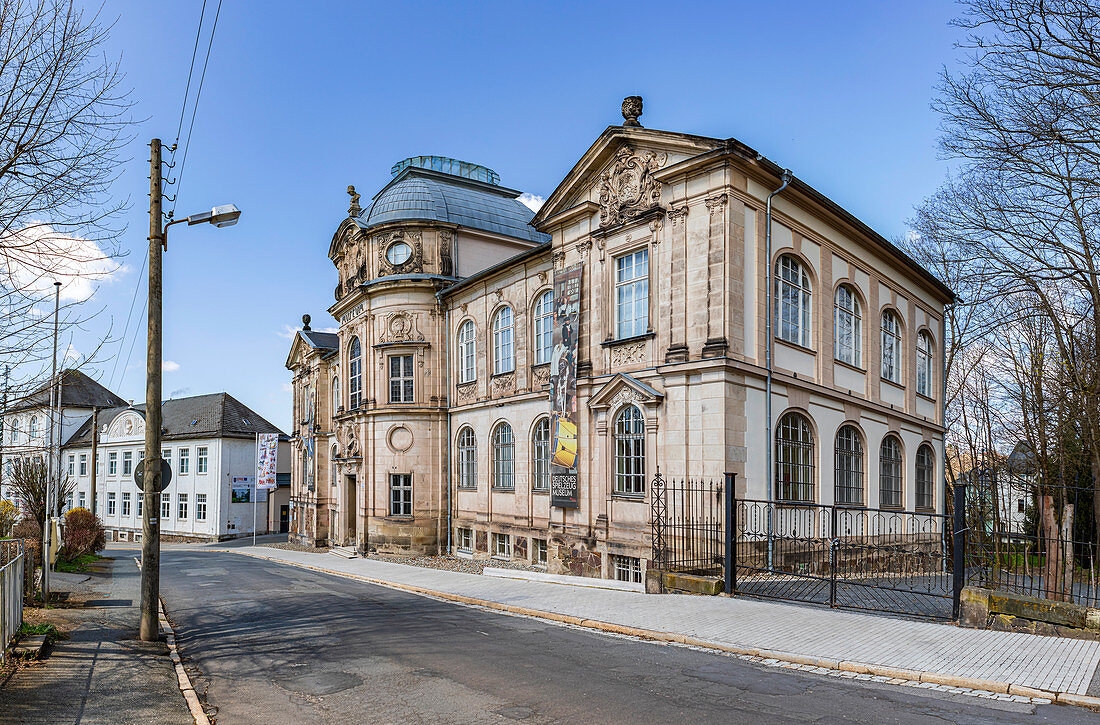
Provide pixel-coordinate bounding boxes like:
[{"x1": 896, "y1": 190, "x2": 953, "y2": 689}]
[
  {"x1": 457, "y1": 427, "x2": 477, "y2": 490},
  {"x1": 348, "y1": 337, "x2": 362, "y2": 410},
  {"x1": 532, "y1": 417, "x2": 551, "y2": 491},
  {"x1": 775, "y1": 255, "x2": 811, "y2": 347},
  {"x1": 834, "y1": 425, "x2": 864, "y2": 505},
  {"x1": 29, "y1": 416, "x2": 38, "y2": 440},
  {"x1": 614, "y1": 405, "x2": 646, "y2": 495},
  {"x1": 330, "y1": 444, "x2": 338, "y2": 491},
  {"x1": 776, "y1": 412, "x2": 814, "y2": 502},
  {"x1": 10, "y1": 418, "x2": 19, "y2": 445},
  {"x1": 916, "y1": 444, "x2": 935, "y2": 510},
  {"x1": 879, "y1": 435, "x2": 903, "y2": 508},
  {"x1": 457, "y1": 320, "x2": 476, "y2": 383},
  {"x1": 533, "y1": 290, "x2": 553, "y2": 366},
  {"x1": 916, "y1": 331, "x2": 933, "y2": 397},
  {"x1": 331, "y1": 376, "x2": 340, "y2": 415},
  {"x1": 492, "y1": 422, "x2": 514, "y2": 490},
  {"x1": 881, "y1": 311, "x2": 902, "y2": 383},
  {"x1": 834, "y1": 285, "x2": 861, "y2": 367},
  {"x1": 492, "y1": 307, "x2": 515, "y2": 375}
]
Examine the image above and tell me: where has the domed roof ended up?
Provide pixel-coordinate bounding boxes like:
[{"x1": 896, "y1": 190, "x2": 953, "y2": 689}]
[{"x1": 354, "y1": 156, "x2": 548, "y2": 244}]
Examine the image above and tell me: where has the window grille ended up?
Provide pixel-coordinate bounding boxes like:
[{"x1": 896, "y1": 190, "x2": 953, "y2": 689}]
[
  {"x1": 457, "y1": 428, "x2": 477, "y2": 490},
  {"x1": 493, "y1": 532, "x2": 511, "y2": 557},
  {"x1": 916, "y1": 444, "x2": 935, "y2": 510},
  {"x1": 532, "y1": 418, "x2": 550, "y2": 491},
  {"x1": 492, "y1": 423, "x2": 515, "y2": 490},
  {"x1": 776, "y1": 412, "x2": 814, "y2": 502},
  {"x1": 196, "y1": 493, "x2": 207, "y2": 521},
  {"x1": 534, "y1": 538, "x2": 548, "y2": 565},
  {"x1": 879, "y1": 435, "x2": 903, "y2": 508},
  {"x1": 834, "y1": 425, "x2": 864, "y2": 505},
  {"x1": 611, "y1": 554, "x2": 642, "y2": 583},
  {"x1": 614, "y1": 405, "x2": 646, "y2": 495}
]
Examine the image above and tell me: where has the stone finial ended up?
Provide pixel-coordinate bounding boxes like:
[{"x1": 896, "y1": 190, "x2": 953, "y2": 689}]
[
  {"x1": 302, "y1": 314, "x2": 311, "y2": 331},
  {"x1": 622, "y1": 96, "x2": 643, "y2": 127},
  {"x1": 347, "y1": 185, "x2": 362, "y2": 217}
]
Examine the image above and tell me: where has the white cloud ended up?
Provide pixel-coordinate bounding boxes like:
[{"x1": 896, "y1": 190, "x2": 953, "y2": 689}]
[
  {"x1": 318, "y1": 326, "x2": 338, "y2": 333},
  {"x1": 1, "y1": 223, "x2": 123, "y2": 303},
  {"x1": 281, "y1": 382, "x2": 293, "y2": 392},
  {"x1": 518, "y1": 193, "x2": 545, "y2": 212},
  {"x1": 170, "y1": 387, "x2": 190, "y2": 397},
  {"x1": 277, "y1": 324, "x2": 300, "y2": 340},
  {"x1": 162, "y1": 360, "x2": 180, "y2": 372}
]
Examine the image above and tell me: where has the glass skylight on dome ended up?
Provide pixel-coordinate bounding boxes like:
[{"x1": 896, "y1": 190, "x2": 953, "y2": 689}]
[{"x1": 390, "y1": 156, "x2": 500, "y2": 185}]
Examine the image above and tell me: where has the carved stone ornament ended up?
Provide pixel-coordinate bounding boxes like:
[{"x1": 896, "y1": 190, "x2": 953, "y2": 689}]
[
  {"x1": 491, "y1": 373, "x2": 516, "y2": 397},
  {"x1": 576, "y1": 240, "x2": 591, "y2": 260},
  {"x1": 377, "y1": 230, "x2": 424, "y2": 276},
  {"x1": 531, "y1": 365, "x2": 551, "y2": 389},
  {"x1": 379, "y1": 311, "x2": 426, "y2": 344},
  {"x1": 439, "y1": 230, "x2": 454, "y2": 277},
  {"x1": 612, "y1": 385, "x2": 646, "y2": 408},
  {"x1": 456, "y1": 381, "x2": 477, "y2": 404},
  {"x1": 667, "y1": 204, "x2": 689, "y2": 227},
  {"x1": 705, "y1": 193, "x2": 728, "y2": 214},
  {"x1": 598, "y1": 146, "x2": 667, "y2": 228},
  {"x1": 552, "y1": 250, "x2": 566, "y2": 267},
  {"x1": 347, "y1": 185, "x2": 362, "y2": 217},
  {"x1": 621, "y1": 96, "x2": 643, "y2": 127},
  {"x1": 610, "y1": 341, "x2": 647, "y2": 368}
]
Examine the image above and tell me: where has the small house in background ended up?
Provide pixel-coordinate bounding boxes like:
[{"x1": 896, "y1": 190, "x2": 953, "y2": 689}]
[{"x1": 61, "y1": 392, "x2": 290, "y2": 542}]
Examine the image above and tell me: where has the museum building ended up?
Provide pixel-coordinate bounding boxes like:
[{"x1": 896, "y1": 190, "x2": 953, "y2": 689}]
[{"x1": 285, "y1": 99, "x2": 953, "y2": 581}]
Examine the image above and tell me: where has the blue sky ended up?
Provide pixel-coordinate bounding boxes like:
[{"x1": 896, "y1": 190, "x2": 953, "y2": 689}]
[{"x1": 62, "y1": 0, "x2": 964, "y2": 431}]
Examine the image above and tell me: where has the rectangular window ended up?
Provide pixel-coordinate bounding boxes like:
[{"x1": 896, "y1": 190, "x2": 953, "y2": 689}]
[
  {"x1": 389, "y1": 355, "x2": 414, "y2": 403},
  {"x1": 492, "y1": 532, "x2": 511, "y2": 558},
  {"x1": 1017, "y1": 498, "x2": 1025, "y2": 514},
  {"x1": 162, "y1": 448, "x2": 170, "y2": 461},
  {"x1": 611, "y1": 555, "x2": 642, "y2": 584},
  {"x1": 161, "y1": 493, "x2": 171, "y2": 520},
  {"x1": 79, "y1": 454, "x2": 87, "y2": 477},
  {"x1": 196, "y1": 493, "x2": 207, "y2": 521},
  {"x1": 107, "y1": 492, "x2": 116, "y2": 516},
  {"x1": 68, "y1": 454, "x2": 75, "y2": 477},
  {"x1": 121, "y1": 492, "x2": 131, "y2": 517},
  {"x1": 534, "y1": 538, "x2": 548, "y2": 565},
  {"x1": 615, "y1": 248, "x2": 649, "y2": 339},
  {"x1": 457, "y1": 527, "x2": 473, "y2": 552},
  {"x1": 108, "y1": 452, "x2": 117, "y2": 476},
  {"x1": 178, "y1": 448, "x2": 190, "y2": 475},
  {"x1": 178, "y1": 493, "x2": 188, "y2": 520},
  {"x1": 78, "y1": 492, "x2": 86, "y2": 509},
  {"x1": 123, "y1": 451, "x2": 133, "y2": 477},
  {"x1": 66, "y1": 493, "x2": 73, "y2": 511},
  {"x1": 389, "y1": 473, "x2": 412, "y2": 516},
  {"x1": 197, "y1": 446, "x2": 208, "y2": 474},
  {"x1": 137, "y1": 494, "x2": 143, "y2": 517}
]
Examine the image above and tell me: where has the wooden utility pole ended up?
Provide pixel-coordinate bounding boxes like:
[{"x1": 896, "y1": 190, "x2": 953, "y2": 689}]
[
  {"x1": 89, "y1": 407, "x2": 99, "y2": 514},
  {"x1": 139, "y1": 139, "x2": 164, "y2": 642}
]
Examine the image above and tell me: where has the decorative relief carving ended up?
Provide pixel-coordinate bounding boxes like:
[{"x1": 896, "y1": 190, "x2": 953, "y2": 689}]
[
  {"x1": 668, "y1": 205, "x2": 689, "y2": 227},
  {"x1": 705, "y1": 193, "x2": 728, "y2": 214},
  {"x1": 552, "y1": 250, "x2": 566, "y2": 266},
  {"x1": 347, "y1": 185, "x2": 362, "y2": 217},
  {"x1": 456, "y1": 382, "x2": 477, "y2": 404},
  {"x1": 575, "y1": 240, "x2": 591, "y2": 260},
  {"x1": 376, "y1": 230, "x2": 423, "y2": 276},
  {"x1": 387, "y1": 425, "x2": 413, "y2": 453},
  {"x1": 491, "y1": 373, "x2": 516, "y2": 396},
  {"x1": 610, "y1": 341, "x2": 647, "y2": 367},
  {"x1": 439, "y1": 230, "x2": 454, "y2": 276},
  {"x1": 612, "y1": 386, "x2": 646, "y2": 408},
  {"x1": 378, "y1": 311, "x2": 426, "y2": 344},
  {"x1": 598, "y1": 146, "x2": 667, "y2": 228},
  {"x1": 531, "y1": 365, "x2": 550, "y2": 389}
]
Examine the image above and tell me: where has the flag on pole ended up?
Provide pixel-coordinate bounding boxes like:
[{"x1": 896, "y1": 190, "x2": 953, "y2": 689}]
[{"x1": 256, "y1": 433, "x2": 279, "y2": 490}]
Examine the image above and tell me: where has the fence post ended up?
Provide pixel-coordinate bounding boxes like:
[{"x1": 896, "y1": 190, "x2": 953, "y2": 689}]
[
  {"x1": 829, "y1": 505, "x2": 838, "y2": 608},
  {"x1": 724, "y1": 472, "x2": 735, "y2": 595},
  {"x1": 952, "y1": 480, "x2": 967, "y2": 620}
]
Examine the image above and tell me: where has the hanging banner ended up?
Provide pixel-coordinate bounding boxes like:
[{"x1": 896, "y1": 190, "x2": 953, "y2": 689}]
[
  {"x1": 257, "y1": 433, "x2": 279, "y2": 490},
  {"x1": 549, "y1": 262, "x2": 582, "y2": 509}
]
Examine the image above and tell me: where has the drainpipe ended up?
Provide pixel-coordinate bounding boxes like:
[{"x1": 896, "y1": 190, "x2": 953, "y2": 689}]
[
  {"x1": 765, "y1": 168, "x2": 792, "y2": 569},
  {"x1": 438, "y1": 288, "x2": 453, "y2": 555}
]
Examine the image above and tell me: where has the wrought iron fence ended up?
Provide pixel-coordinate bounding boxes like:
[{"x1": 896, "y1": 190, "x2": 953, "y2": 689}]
[
  {"x1": 650, "y1": 471, "x2": 723, "y2": 576},
  {"x1": 0, "y1": 539, "x2": 25, "y2": 663},
  {"x1": 964, "y1": 479, "x2": 1100, "y2": 608}
]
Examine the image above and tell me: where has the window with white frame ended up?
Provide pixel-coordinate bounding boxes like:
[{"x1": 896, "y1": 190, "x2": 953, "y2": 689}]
[
  {"x1": 916, "y1": 444, "x2": 935, "y2": 510},
  {"x1": 881, "y1": 311, "x2": 902, "y2": 383},
  {"x1": 161, "y1": 493, "x2": 171, "y2": 519},
  {"x1": 834, "y1": 285, "x2": 862, "y2": 367},
  {"x1": 492, "y1": 532, "x2": 511, "y2": 558},
  {"x1": 137, "y1": 494, "x2": 142, "y2": 517},
  {"x1": 492, "y1": 422, "x2": 515, "y2": 490},
  {"x1": 389, "y1": 354, "x2": 414, "y2": 403},
  {"x1": 776, "y1": 412, "x2": 814, "y2": 503},
  {"x1": 534, "y1": 538, "x2": 548, "y2": 565},
  {"x1": 78, "y1": 491, "x2": 86, "y2": 509},
  {"x1": 122, "y1": 492, "x2": 131, "y2": 517},
  {"x1": 331, "y1": 376, "x2": 340, "y2": 415},
  {"x1": 457, "y1": 427, "x2": 477, "y2": 490},
  {"x1": 916, "y1": 331, "x2": 933, "y2": 397},
  {"x1": 29, "y1": 415, "x2": 38, "y2": 440},
  {"x1": 532, "y1": 417, "x2": 550, "y2": 492},
  {"x1": 611, "y1": 554, "x2": 643, "y2": 583},
  {"x1": 457, "y1": 527, "x2": 473, "y2": 552},
  {"x1": 614, "y1": 405, "x2": 646, "y2": 495},
  {"x1": 349, "y1": 337, "x2": 362, "y2": 410},
  {"x1": 834, "y1": 425, "x2": 864, "y2": 506},
  {"x1": 123, "y1": 451, "x2": 133, "y2": 477},
  {"x1": 197, "y1": 446, "x2": 208, "y2": 474},
  {"x1": 492, "y1": 307, "x2": 515, "y2": 375},
  {"x1": 79, "y1": 454, "x2": 87, "y2": 477},
  {"x1": 615, "y1": 249, "x2": 649, "y2": 339},
  {"x1": 108, "y1": 452, "x2": 117, "y2": 476},
  {"x1": 178, "y1": 493, "x2": 188, "y2": 520},
  {"x1": 66, "y1": 493, "x2": 73, "y2": 511},
  {"x1": 107, "y1": 492, "x2": 116, "y2": 516},
  {"x1": 880, "y1": 435, "x2": 903, "y2": 508},
  {"x1": 533, "y1": 290, "x2": 553, "y2": 365},
  {"x1": 196, "y1": 493, "x2": 207, "y2": 521},
  {"x1": 389, "y1": 473, "x2": 412, "y2": 516},
  {"x1": 776, "y1": 255, "x2": 811, "y2": 347},
  {"x1": 457, "y1": 320, "x2": 476, "y2": 383},
  {"x1": 67, "y1": 455, "x2": 74, "y2": 477},
  {"x1": 178, "y1": 448, "x2": 190, "y2": 474}
]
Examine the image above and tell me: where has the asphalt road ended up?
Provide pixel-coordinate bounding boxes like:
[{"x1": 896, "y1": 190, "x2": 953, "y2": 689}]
[{"x1": 160, "y1": 549, "x2": 1093, "y2": 725}]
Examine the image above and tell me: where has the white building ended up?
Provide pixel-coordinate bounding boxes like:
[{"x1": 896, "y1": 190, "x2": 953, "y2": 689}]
[
  {"x1": 62, "y1": 392, "x2": 290, "y2": 542},
  {"x1": 1, "y1": 369, "x2": 126, "y2": 505}
]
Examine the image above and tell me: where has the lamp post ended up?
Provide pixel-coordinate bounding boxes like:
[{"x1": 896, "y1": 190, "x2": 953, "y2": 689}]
[{"x1": 139, "y1": 137, "x2": 240, "y2": 641}]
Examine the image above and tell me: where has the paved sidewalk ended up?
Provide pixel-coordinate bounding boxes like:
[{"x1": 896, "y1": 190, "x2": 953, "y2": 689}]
[
  {"x1": 0, "y1": 551, "x2": 193, "y2": 725},
  {"x1": 213, "y1": 544, "x2": 1100, "y2": 700}
]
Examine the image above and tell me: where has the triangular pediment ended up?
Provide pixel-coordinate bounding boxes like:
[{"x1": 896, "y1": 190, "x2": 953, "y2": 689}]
[
  {"x1": 588, "y1": 373, "x2": 664, "y2": 410},
  {"x1": 531, "y1": 126, "x2": 722, "y2": 232},
  {"x1": 105, "y1": 409, "x2": 145, "y2": 443}
]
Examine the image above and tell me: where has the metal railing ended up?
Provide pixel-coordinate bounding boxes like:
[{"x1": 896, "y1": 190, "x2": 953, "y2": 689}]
[
  {"x1": 1, "y1": 539, "x2": 25, "y2": 663},
  {"x1": 650, "y1": 472, "x2": 724, "y2": 576}
]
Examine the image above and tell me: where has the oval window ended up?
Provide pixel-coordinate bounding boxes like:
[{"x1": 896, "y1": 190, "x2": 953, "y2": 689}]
[{"x1": 386, "y1": 241, "x2": 412, "y2": 266}]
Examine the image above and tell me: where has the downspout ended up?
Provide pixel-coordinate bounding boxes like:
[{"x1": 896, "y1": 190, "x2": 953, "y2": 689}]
[
  {"x1": 765, "y1": 168, "x2": 792, "y2": 568},
  {"x1": 438, "y1": 287, "x2": 453, "y2": 555}
]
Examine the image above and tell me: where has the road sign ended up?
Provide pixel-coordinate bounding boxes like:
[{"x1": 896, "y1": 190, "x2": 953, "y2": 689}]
[{"x1": 134, "y1": 457, "x2": 172, "y2": 493}]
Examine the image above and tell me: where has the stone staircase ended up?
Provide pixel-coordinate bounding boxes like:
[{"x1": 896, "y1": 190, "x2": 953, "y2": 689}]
[{"x1": 329, "y1": 545, "x2": 359, "y2": 559}]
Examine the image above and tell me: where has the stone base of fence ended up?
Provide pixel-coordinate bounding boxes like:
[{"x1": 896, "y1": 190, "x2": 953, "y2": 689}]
[
  {"x1": 646, "y1": 568, "x2": 724, "y2": 596},
  {"x1": 960, "y1": 586, "x2": 1100, "y2": 641}
]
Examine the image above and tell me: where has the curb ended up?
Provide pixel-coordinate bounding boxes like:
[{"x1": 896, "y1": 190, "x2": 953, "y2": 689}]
[{"x1": 214, "y1": 548, "x2": 1100, "y2": 712}]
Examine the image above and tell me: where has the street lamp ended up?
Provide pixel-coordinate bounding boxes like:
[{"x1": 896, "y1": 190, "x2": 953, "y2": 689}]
[{"x1": 139, "y1": 138, "x2": 241, "y2": 641}]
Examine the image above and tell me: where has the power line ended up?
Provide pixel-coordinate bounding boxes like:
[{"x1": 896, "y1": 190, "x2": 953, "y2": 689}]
[
  {"x1": 117, "y1": 296, "x2": 148, "y2": 395},
  {"x1": 172, "y1": 0, "x2": 223, "y2": 218},
  {"x1": 108, "y1": 254, "x2": 147, "y2": 391},
  {"x1": 172, "y1": 0, "x2": 208, "y2": 154}
]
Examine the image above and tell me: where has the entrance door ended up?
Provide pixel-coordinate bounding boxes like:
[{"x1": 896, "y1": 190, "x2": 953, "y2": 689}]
[
  {"x1": 345, "y1": 474, "x2": 357, "y2": 544},
  {"x1": 279, "y1": 505, "x2": 289, "y2": 533}
]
